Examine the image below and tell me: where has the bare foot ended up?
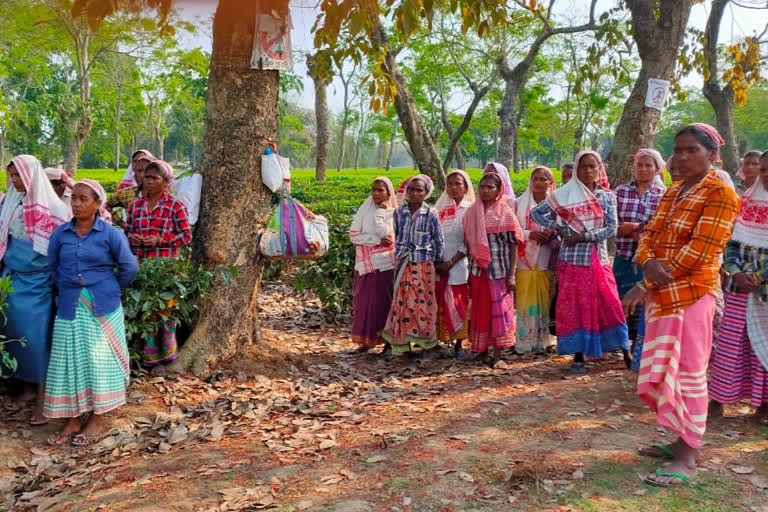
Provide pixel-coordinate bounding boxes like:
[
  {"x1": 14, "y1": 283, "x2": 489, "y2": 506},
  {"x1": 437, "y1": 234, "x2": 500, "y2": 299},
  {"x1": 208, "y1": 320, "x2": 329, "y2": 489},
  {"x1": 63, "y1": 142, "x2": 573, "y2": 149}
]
[
  {"x1": 645, "y1": 459, "x2": 696, "y2": 487},
  {"x1": 644, "y1": 439, "x2": 698, "y2": 487},
  {"x1": 708, "y1": 400, "x2": 724, "y2": 418},
  {"x1": 47, "y1": 417, "x2": 81, "y2": 446},
  {"x1": 756, "y1": 405, "x2": 768, "y2": 425}
]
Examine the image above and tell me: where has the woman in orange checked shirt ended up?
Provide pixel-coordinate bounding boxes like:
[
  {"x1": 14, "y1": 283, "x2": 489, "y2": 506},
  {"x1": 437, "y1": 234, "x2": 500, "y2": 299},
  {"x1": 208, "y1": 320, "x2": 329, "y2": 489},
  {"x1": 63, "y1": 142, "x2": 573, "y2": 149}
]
[{"x1": 622, "y1": 123, "x2": 739, "y2": 488}]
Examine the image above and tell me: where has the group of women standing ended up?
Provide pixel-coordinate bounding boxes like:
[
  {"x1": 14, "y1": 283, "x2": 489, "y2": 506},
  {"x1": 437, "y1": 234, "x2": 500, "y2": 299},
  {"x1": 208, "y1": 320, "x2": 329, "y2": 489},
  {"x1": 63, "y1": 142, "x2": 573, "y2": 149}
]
[
  {"x1": 349, "y1": 164, "x2": 524, "y2": 365},
  {"x1": 349, "y1": 123, "x2": 768, "y2": 488},
  {"x1": 1, "y1": 152, "x2": 191, "y2": 446}
]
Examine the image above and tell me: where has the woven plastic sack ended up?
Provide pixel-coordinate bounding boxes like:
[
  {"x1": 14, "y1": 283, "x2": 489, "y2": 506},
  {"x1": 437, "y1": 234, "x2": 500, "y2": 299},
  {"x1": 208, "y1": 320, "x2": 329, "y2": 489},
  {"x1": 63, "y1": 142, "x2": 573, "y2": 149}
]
[
  {"x1": 259, "y1": 189, "x2": 328, "y2": 260},
  {"x1": 261, "y1": 145, "x2": 290, "y2": 193}
]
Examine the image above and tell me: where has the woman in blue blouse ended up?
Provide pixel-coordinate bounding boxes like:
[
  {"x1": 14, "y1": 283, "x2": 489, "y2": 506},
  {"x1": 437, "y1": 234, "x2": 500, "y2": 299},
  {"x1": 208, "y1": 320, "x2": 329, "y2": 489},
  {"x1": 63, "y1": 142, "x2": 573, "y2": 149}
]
[{"x1": 43, "y1": 179, "x2": 137, "y2": 446}]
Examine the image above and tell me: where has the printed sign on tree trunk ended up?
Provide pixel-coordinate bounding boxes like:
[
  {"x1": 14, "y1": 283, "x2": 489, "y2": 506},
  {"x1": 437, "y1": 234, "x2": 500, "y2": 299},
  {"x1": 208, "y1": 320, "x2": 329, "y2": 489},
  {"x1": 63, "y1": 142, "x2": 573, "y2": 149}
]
[
  {"x1": 251, "y1": 8, "x2": 292, "y2": 71},
  {"x1": 645, "y1": 78, "x2": 671, "y2": 112}
]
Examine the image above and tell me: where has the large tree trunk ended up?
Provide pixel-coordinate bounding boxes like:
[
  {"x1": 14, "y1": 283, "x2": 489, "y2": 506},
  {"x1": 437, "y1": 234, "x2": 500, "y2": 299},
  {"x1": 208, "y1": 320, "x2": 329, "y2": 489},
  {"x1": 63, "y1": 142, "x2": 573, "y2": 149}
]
[
  {"x1": 497, "y1": 79, "x2": 520, "y2": 170},
  {"x1": 306, "y1": 53, "x2": 330, "y2": 181},
  {"x1": 371, "y1": 20, "x2": 445, "y2": 189},
  {"x1": 701, "y1": 0, "x2": 740, "y2": 175},
  {"x1": 604, "y1": 0, "x2": 693, "y2": 185},
  {"x1": 169, "y1": 0, "x2": 281, "y2": 374}
]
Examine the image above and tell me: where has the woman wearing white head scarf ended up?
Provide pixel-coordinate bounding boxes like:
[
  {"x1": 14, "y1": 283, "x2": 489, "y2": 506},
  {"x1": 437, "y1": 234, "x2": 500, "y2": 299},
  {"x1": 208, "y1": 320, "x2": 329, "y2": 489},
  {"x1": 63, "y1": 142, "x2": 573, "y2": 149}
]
[
  {"x1": 434, "y1": 170, "x2": 475, "y2": 357},
  {"x1": 349, "y1": 177, "x2": 397, "y2": 354},
  {"x1": 0, "y1": 155, "x2": 70, "y2": 425},
  {"x1": 515, "y1": 166, "x2": 557, "y2": 354}
]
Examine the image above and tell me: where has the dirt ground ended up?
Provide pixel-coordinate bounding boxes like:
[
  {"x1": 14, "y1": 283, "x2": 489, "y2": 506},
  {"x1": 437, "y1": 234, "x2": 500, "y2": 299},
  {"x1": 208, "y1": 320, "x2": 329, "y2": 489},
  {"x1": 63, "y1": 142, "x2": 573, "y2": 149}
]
[{"x1": 2, "y1": 282, "x2": 768, "y2": 512}]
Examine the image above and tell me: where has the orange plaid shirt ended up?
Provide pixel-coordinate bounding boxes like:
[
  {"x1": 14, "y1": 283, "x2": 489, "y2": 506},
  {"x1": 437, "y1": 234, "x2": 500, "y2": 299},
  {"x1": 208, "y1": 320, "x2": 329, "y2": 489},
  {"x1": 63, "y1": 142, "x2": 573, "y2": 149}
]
[{"x1": 636, "y1": 171, "x2": 739, "y2": 315}]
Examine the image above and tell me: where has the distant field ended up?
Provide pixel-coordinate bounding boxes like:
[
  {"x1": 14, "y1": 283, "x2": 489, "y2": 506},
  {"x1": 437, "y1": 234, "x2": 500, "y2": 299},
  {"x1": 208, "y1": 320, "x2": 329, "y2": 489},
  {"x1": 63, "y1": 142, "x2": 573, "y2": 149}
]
[{"x1": 1, "y1": 167, "x2": 561, "y2": 209}]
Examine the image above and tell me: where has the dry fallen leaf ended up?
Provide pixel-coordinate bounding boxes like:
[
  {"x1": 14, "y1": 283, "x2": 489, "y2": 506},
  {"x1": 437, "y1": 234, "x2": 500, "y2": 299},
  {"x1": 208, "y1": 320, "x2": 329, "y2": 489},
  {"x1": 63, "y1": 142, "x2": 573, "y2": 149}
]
[
  {"x1": 319, "y1": 439, "x2": 336, "y2": 450},
  {"x1": 366, "y1": 455, "x2": 387, "y2": 464},
  {"x1": 457, "y1": 471, "x2": 475, "y2": 483},
  {"x1": 729, "y1": 465, "x2": 755, "y2": 475},
  {"x1": 748, "y1": 475, "x2": 768, "y2": 489}
]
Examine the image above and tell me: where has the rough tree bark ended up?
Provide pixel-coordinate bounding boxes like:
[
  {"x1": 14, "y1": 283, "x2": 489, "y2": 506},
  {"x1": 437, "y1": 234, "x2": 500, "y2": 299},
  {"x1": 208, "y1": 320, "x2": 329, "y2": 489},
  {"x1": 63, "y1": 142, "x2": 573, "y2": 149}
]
[
  {"x1": 497, "y1": 0, "x2": 599, "y2": 171},
  {"x1": 701, "y1": 0, "x2": 739, "y2": 175},
  {"x1": 306, "y1": 53, "x2": 330, "y2": 181},
  {"x1": 169, "y1": 0, "x2": 281, "y2": 374},
  {"x1": 371, "y1": 20, "x2": 445, "y2": 189},
  {"x1": 604, "y1": 0, "x2": 693, "y2": 185}
]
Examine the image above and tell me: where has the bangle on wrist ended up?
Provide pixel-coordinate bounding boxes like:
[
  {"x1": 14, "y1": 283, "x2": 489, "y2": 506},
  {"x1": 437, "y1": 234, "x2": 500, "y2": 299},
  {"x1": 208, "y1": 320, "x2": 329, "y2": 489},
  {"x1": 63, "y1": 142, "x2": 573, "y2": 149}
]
[{"x1": 636, "y1": 281, "x2": 648, "y2": 292}]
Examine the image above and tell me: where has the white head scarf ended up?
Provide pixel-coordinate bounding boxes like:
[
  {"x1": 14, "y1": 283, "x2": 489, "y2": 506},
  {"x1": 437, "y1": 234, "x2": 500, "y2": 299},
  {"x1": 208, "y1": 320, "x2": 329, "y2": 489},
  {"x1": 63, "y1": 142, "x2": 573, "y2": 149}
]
[
  {"x1": 0, "y1": 155, "x2": 71, "y2": 259},
  {"x1": 546, "y1": 150, "x2": 607, "y2": 233},
  {"x1": 433, "y1": 170, "x2": 475, "y2": 213}
]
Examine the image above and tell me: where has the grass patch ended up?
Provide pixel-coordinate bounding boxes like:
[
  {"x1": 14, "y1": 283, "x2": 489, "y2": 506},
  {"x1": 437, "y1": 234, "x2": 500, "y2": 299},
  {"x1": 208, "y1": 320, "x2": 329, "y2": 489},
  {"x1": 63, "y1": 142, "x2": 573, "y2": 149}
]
[{"x1": 566, "y1": 461, "x2": 742, "y2": 511}]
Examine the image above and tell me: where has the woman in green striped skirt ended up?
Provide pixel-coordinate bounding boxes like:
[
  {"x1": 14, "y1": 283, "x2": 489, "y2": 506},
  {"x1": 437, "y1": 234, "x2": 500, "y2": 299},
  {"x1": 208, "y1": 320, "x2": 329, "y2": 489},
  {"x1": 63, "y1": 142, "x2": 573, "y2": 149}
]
[{"x1": 43, "y1": 180, "x2": 138, "y2": 446}]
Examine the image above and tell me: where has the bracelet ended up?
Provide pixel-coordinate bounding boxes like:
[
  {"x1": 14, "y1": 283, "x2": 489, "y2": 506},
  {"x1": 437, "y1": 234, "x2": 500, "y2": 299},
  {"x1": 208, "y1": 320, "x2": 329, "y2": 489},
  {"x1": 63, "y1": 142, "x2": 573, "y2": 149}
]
[{"x1": 636, "y1": 281, "x2": 648, "y2": 292}]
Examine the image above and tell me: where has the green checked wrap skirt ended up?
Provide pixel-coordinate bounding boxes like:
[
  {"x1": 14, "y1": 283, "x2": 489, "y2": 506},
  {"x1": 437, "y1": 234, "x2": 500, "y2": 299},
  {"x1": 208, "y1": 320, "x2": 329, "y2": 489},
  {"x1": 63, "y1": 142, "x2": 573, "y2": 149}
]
[{"x1": 43, "y1": 289, "x2": 130, "y2": 418}]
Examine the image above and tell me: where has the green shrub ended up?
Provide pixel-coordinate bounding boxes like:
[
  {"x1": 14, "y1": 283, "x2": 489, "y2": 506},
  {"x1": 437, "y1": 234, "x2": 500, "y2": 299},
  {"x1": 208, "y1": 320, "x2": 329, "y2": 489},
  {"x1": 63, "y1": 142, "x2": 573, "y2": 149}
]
[
  {"x1": 0, "y1": 276, "x2": 19, "y2": 376},
  {"x1": 122, "y1": 255, "x2": 216, "y2": 340}
]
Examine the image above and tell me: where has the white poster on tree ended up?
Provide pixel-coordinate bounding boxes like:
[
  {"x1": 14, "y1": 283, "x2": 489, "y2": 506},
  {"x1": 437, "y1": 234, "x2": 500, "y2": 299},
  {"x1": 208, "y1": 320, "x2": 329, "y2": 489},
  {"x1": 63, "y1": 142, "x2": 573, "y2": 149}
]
[
  {"x1": 251, "y1": 9, "x2": 292, "y2": 71},
  {"x1": 645, "y1": 78, "x2": 671, "y2": 112}
]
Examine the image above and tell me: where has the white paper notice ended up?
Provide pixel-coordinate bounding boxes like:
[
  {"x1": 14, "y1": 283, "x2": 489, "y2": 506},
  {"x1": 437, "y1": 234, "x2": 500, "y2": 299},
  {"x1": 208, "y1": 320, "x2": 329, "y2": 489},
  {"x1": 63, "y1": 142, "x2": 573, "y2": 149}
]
[
  {"x1": 251, "y1": 11, "x2": 293, "y2": 71},
  {"x1": 645, "y1": 78, "x2": 671, "y2": 112}
]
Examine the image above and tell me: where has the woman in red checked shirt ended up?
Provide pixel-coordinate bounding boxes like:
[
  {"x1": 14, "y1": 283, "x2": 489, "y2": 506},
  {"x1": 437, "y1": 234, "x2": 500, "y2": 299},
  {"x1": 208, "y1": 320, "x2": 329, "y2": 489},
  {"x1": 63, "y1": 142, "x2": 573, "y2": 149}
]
[{"x1": 125, "y1": 160, "x2": 191, "y2": 372}]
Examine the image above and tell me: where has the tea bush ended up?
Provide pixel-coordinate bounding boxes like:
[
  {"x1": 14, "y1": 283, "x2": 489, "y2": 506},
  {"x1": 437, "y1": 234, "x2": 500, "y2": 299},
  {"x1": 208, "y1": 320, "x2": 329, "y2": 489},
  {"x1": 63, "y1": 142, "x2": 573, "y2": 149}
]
[
  {"x1": 122, "y1": 254, "x2": 217, "y2": 341},
  {"x1": 284, "y1": 167, "x2": 559, "y2": 310},
  {"x1": 0, "y1": 276, "x2": 18, "y2": 377}
]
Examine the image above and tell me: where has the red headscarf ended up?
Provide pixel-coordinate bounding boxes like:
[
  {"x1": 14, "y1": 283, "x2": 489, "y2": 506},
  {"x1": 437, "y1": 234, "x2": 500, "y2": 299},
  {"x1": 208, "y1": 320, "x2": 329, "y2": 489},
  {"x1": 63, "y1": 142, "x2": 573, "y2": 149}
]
[
  {"x1": 462, "y1": 172, "x2": 523, "y2": 270},
  {"x1": 691, "y1": 122, "x2": 725, "y2": 163}
]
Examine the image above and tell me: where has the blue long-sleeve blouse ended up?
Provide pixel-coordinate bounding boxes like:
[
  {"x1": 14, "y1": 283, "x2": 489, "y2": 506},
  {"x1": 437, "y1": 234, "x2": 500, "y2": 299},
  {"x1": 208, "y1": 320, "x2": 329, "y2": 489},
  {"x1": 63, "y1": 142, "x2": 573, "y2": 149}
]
[{"x1": 48, "y1": 218, "x2": 138, "y2": 320}]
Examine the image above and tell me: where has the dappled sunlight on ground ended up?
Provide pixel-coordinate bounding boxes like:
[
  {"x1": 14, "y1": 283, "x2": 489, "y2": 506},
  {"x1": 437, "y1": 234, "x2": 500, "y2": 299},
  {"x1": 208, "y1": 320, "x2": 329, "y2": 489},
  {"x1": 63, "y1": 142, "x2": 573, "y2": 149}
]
[{"x1": 2, "y1": 282, "x2": 768, "y2": 510}]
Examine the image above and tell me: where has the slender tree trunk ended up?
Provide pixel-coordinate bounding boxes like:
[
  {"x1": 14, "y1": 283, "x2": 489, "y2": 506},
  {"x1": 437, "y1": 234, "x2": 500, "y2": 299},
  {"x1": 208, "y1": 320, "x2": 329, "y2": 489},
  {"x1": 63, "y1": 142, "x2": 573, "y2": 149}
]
[
  {"x1": 454, "y1": 142, "x2": 466, "y2": 170},
  {"x1": 353, "y1": 97, "x2": 366, "y2": 170},
  {"x1": 169, "y1": 0, "x2": 282, "y2": 374},
  {"x1": 114, "y1": 85, "x2": 122, "y2": 172},
  {"x1": 376, "y1": 140, "x2": 384, "y2": 168},
  {"x1": 307, "y1": 54, "x2": 330, "y2": 181},
  {"x1": 372, "y1": 20, "x2": 445, "y2": 188},
  {"x1": 0, "y1": 127, "x2": 5, "y2": 171},
  {"x1": 157, "y1": 135, "x2": 164, "y2": 161},
  {"x1": 605, "y1": 0, "x2": 693, "y2": 185},
  {"x1": 385, "y1": 118, "x2": 398, "y2": 172},
  {"x1": 336, "y1": 70, "x2": 351, "y2": 172},
  {"x1": 701, "y1": 0, "x2": 740, "y2": 175}
]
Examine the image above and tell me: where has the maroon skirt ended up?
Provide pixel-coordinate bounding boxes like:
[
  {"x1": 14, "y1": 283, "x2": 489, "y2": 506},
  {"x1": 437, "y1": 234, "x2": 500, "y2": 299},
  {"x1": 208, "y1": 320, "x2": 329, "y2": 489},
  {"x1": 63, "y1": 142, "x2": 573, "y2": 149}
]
[{"x1": 352, "y1": 269, "x2": 395, "y2": 348}]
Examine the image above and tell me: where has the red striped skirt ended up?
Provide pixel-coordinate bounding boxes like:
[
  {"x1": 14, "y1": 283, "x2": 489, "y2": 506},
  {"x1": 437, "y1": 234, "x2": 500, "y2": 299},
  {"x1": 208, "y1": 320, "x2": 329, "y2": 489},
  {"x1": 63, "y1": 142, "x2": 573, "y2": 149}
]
[{"x1": 637, "y1": 294, "x2": 715, "y2": 449}]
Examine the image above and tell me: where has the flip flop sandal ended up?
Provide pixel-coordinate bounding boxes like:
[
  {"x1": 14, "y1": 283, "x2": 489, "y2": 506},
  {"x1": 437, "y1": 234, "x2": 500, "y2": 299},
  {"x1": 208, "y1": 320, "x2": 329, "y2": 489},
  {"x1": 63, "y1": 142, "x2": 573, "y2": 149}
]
[
  {"x1": 644, "y1": 467, "x2": 690, "y2": 488},
  {"x1": 569, "y1": 363, "x2": 589, "y2": 374},
  {"x1": 71, "y1": 432, "x2": 103, "y2": 447},
  {"x1": 29, "y1": 415, "x2": 50, "y2": 426},
  {"x1": 47, "y1": 432, "x2": 74, "y2": 447},
  {"x1": 638, "y1": 443, "x2": 675, "y2": 460}
]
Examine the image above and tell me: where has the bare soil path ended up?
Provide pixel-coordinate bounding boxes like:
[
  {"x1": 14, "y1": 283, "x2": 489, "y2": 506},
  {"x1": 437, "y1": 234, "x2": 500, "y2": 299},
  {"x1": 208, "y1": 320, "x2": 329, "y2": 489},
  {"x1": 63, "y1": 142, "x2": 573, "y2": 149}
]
[{"x1": 2, "y1": 283, "x2": 768, "y2": 511}]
